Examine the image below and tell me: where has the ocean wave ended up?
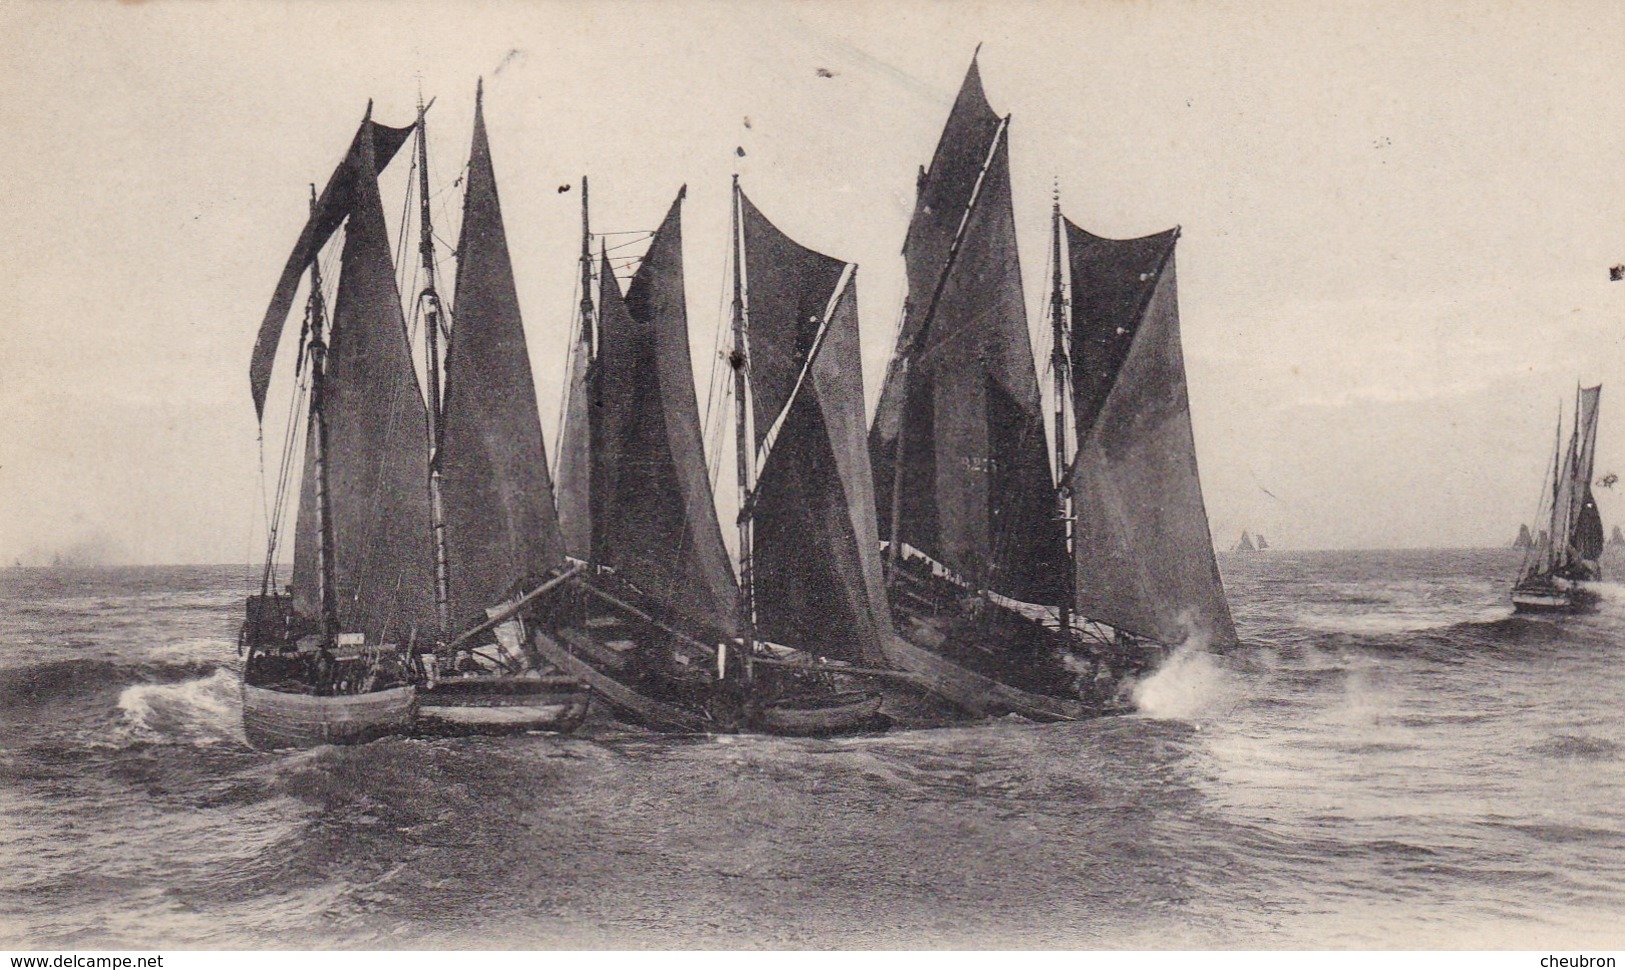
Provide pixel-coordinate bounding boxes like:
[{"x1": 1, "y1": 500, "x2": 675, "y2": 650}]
[
  {"x1": 116, "y1": 668, "x2": 244, "y2": 746},
  {"x1": 0, "y1": 657, "x2": 220, "y2": 708}
]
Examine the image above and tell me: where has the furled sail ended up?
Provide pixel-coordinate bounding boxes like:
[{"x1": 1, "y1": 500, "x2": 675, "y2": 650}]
[
  {"x1": 439, "y1": 87, "x2": 566, "y2": 632},
  {"x1": 869, "y1": 56, "x2": 1066, "y2": 605},
  {"x1": 591, "y1": 191, "x2": 739, "y2": 636},
  {"x1": 250, "y1": 112, "x2": 414, "y2": 420},
  {"x1": 290, "y1": 120, "x2": 435, "y2": 644},
  {"x1": 1065, "y1": 220, "x2": 1237, "y2": 649},
  {"x1": 740, "y1": 191, "x2": 890, "y2": 666}
]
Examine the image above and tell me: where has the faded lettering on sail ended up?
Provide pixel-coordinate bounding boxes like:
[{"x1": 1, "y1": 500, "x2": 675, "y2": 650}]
[
  {"x1": 870, "y1": 58, "x2": 1065, "y2": 605},
  {"x1": 593, "y1": 194, "x2": 739, "y2": 636},
  {"x1": 742, "y1": 196, "x2": 889, "y2": 665},
  {"x1": 1066, "y1": 228, "x2": 1237, "y2": 648},
  {"x1": 872, "y1": 59, "x2": 1001, "y2": 561},
  {"x1": 291, "y1": 129, "x2": 434, "y2": 643},
  {"x1": 439, "y1": 95, "x2": 565, "y2": 632},
  {"x1": 251, "y1": 117, "x2": 413, "y2": 420}
]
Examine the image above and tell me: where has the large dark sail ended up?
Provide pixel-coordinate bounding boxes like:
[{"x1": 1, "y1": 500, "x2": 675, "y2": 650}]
[
  {"x1": 740, "y1": 192, "x2": 890, "y2": 666},
  {"x1": 438, "y1": 88, "x2": 565, "y2": 632},
  {"x1": 289, "y1": 121, "x2": 435, "y2": 644},
  {"x1": 250, "y1": 114, "x2": 414, "y2": 420},
  {"x1": 869, "y1": 57, "x2": 1066, "y2": 605},
  {"x1": 591, "y1": 192, "x2": 739, "y2": 636},
  {"x1": 1064, "y1": 220, "x2": 1237, "y2": 649}
]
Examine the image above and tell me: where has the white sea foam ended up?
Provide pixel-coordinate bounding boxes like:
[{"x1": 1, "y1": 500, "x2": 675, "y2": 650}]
[
  {"x1": 1130, "y1": 635, "x2": 1242, "y2": 722},
  {"x1": 116, "y1": 668, "x2": 243, "y2": 745}
]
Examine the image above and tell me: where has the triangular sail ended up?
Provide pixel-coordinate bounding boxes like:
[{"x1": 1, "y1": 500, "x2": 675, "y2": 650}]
[
  {"x1": 740, "y1": 192, "x2": 890, "y2": 666},
  {"x1": 1233, "y1": 532, "x2": 1254, "y2": 553},
  {"x1": 1514, "y1": 524, "x2": 1534, "y2": 549},
  {"x1": 557, "y1": 279, "x2": 594, "y2": 562},
  {"x1": 1610, "y1": 526, "x2": 1624, "y2": 546},
  {"x1": 250, "y1": 116, "x2": 414, "y2": 420},
  {"x1": 439, "y1": 90, "x2": 566, "y2": 632},
  {"x1": 591, "y1": 192, "x2": 739, "y2": 636},
  {"x1": 1065, "y1": 220, "x2": 1237, "y2": 648},
  {"x1": 869, "y1": 57, "x2": 1066, "y2": 605},
  {"x1": 290, "y1": 123, "x2": 434, "y2": 643}
]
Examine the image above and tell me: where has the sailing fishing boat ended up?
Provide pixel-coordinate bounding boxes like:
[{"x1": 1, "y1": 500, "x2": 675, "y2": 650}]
[
  {"x1": 241, "y1": 106, "x2": 426, "y2": 748},
  {"x1": 1232, "y1": 531, "x2": 1257, "y2": 553},
  {"x1": 411, "y1": 83, "x2": 590, "y2": 734},
  {"x1": 868, "y1": 53, "x2": 1235, "y2": 719},
  {"x1": 534, "y1": 184, "x2": 744, "y2": 732},
  {"x1": 240, "y1": 93, "x2": 588, "y2": 748},
  {"x1": 1255, "y1": 535, "x2": 1270, "y2": 550},
  {"x1": 1611, "y1": 526, "x2": 1625, "y2": 547},
  {"x1": 1513, "y1": 524, "x2": 1536, "y2": 549},
  {"x1": 532, "y1": 180, "x2": 887, "y2": 735},
  {"x1": 1513, "y1": 385, "x2": 1605, "y2": 613}
]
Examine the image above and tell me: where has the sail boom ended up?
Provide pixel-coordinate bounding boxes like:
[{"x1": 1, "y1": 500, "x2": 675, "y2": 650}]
[{"x1": 755, "y1": 261, "x2": 855, "y2": 475}]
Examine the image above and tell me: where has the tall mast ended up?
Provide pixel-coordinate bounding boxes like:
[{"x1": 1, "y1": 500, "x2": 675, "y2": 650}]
[
  {"x1": 305, "y1": 185, "x2": 338, "y2": 643},
  {"x1": 578, "y1": 176, "x2": 595, "y2": 355},
  {"x1": 729, "y1": 175, "x2": 755, "y2": 687},
  {"x1": 577, "y1": 176, "x2": 595, "y2": 569},
  {"x1": 416, "y1": 90, "x2": 451, "y2": 637},
  {"x1": 1048, "y1": 187, "x2": 1071, "y2": 631}
]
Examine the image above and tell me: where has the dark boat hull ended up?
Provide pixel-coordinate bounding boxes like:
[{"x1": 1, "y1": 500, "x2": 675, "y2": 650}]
[
  {"x1": 750, "y1": 691, "x2": 886, "y2": 736},
  {"x1": 532, "y1": 628, "x2": 713, "y2": 733},
  {"x1": 879, "y1": 631, "x2": 1086, "y2": 722},
  {"x1": 416, "y1": 674, "x2": 591, "y2": 735},
  {"x1": 241, "y1": 683, "x2": 416, "y2": 750}
]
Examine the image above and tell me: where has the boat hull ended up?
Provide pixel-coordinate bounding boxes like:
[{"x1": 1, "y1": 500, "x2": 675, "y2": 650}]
[
  {"x1": 532, "y1": 628, "x2": 713, "y2": 733},
  {"x1": 416, "y1": 675, "x2": 591, "y2": 736},
  {"x1": 879, "y1": 632, "x2": 1086, "y2": 722},
  {"x1": 750, "y1": 691, "x2": 886, "y2": 736},
  {"x1": 240, "y1": 682, "x2": 416, "y2": 750},
  {"x1": 1512, "y1": 582, "x2": 1599, "y2": 614}
]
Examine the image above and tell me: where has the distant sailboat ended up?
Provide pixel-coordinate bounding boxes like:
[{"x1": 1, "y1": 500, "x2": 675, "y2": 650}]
[
  {"x1": 1610, "y1": 525, "x2": 1625, "y2": 547},
  {"x1": 1513, "y1": 524, "x2": 1535, "y2": 549},
  {"x1": 1232, "y1": 531, "x2": 1257, "y2": 553},
  {"x1": 1513, "y1": 385, "x2": 1604, "y2": 613},
  {"x1": 1255, "y1": 534, "x2": 1270, "y2": 551}
]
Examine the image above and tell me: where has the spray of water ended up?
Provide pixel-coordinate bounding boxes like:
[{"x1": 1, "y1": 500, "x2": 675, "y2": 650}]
[{"x1": 1130, "y1": 630, "x2": 1242, "y2": 722}]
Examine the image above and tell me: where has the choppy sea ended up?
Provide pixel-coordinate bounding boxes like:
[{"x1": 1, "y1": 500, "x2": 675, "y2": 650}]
[{"x1": 1, "y1": 550, "x2": 1622, "y2": 949}]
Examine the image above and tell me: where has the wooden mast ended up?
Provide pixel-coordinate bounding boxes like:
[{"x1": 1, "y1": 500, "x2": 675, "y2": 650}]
[
  {"x1": 576, "y1": 174, "x2": 595, "y2": 569},
  {"x1": 415, "y1": 90, "x2": 451, "y2": 638},
  {"x1": 1048, "y1": 187, "x2": 1072, "y2": 632},
  {"x1": 729, "y1": 175, "x2": 755, "y2": 688},
  {"x1": 305, "y1": 183, "x2": 338, "y2": 644}
]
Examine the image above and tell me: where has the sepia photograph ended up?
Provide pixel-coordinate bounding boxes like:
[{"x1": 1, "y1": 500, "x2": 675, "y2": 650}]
[{"x1": 1, "y1": 0, "x2": 1623, "y2": 953}]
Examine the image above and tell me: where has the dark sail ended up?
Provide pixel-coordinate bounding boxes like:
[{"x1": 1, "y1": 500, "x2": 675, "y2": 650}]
[
  {"x1": 290, "y1": 123, "x2": 435, "y2": 644},
  {"x1": 1576, "y1": 488, "x2": 1604, "y2": 562},
  {"x1": 869, "y1": 57, "x2": 1066, "y2": 605},
  {"x1": 740, "y1": 192, "x2": 890, "y2": 666},
  {"x1": 439, "y1": 90, "x2": 565, "y2": 632},
  {"x1": 592, "y1": 192, "x2": 739, "y2": 636},
  {"x1": 250, "y1": 113, "x2": 414, "y2": 420},
  {"x1": 1514, "y1": 524, "x2": 1534, "y2": 549},
  {"x1": 1065, "y1": 220, "x2": 1237, "y2": 648}
]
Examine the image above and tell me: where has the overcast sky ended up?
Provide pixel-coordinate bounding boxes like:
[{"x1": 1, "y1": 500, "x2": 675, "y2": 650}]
[{"x1": 3, "y1": 0, "x2": 1625, "y2": 563}]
